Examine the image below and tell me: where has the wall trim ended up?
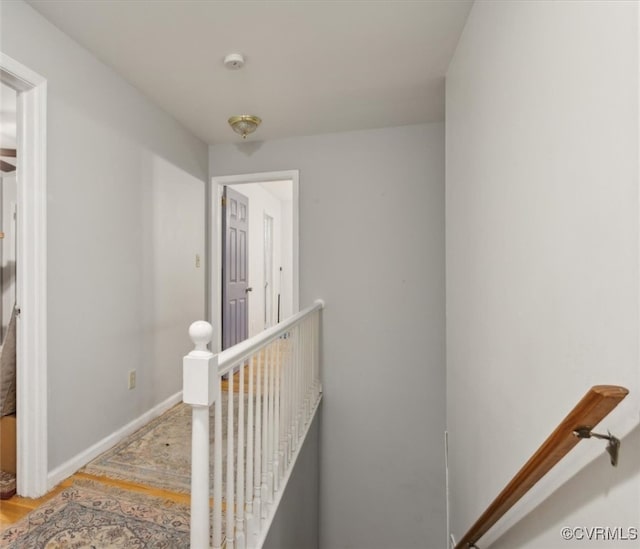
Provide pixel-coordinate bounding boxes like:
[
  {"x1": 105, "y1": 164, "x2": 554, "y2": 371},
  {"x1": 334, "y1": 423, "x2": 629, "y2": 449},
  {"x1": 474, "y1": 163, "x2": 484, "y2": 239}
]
[
  {"x1": 0, "y1": 52, "x2": 48, "y2": 498},
  {"x1": 47, "y1": 391, "x2": 183, "y2": 490},
  {"x1": 209, "y1": 170, "x2": 300, "y2": 352}
]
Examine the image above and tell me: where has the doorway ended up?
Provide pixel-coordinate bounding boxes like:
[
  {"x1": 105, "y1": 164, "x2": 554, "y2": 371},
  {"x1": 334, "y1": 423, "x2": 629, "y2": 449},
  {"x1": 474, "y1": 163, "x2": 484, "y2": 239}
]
[
  {"x1": 0, "y1": 53, "x2": 48, "y2": 498},
  {"x1": 210, "y1": 171, "x2": 299, "y2": 352}
]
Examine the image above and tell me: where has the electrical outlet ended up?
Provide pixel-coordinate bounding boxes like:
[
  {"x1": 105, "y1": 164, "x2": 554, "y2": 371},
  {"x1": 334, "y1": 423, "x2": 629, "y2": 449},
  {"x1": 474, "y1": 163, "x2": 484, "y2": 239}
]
[{"x1": 128, "y1": 369, "x2": 136, "y2": 390}]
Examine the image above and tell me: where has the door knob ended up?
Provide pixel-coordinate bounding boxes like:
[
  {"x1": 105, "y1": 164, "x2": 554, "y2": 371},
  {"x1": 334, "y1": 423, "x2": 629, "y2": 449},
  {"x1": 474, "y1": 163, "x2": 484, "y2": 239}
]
[{"x1": 245, "y1": 287, "x2": 253, "y2": 293}]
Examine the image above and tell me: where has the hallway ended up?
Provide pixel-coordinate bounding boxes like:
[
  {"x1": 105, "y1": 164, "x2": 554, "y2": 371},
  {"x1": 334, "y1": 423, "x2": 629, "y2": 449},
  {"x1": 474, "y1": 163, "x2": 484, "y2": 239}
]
[{"x1": 0, "y1": 370, "x2": 249, "y2": 529}]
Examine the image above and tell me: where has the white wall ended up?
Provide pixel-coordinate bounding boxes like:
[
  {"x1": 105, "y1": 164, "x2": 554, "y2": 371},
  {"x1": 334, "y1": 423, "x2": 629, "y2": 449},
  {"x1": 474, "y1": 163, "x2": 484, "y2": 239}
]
[
  {"x1": 491, "y1": 424, "x2": 640, "y2": 548},
  {"x1": 210, "y1": 123, "x2": 446, "y2": 549},
  {"x1": 263, "y1": 410, "x2": 319, "y2": 549},
  {"x1": 446, "y1": 1, "x2": 639, "y2": 546},
  {"x1": 1, "y1": 0, "x2": 208, "y2": 471}
]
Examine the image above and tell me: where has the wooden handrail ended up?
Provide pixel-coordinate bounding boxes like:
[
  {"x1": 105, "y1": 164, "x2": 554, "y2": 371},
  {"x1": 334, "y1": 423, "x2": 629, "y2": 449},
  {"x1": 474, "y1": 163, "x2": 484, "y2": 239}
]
[{"x1": 454, "y1": 385, "x2": 629, "y2": 549}]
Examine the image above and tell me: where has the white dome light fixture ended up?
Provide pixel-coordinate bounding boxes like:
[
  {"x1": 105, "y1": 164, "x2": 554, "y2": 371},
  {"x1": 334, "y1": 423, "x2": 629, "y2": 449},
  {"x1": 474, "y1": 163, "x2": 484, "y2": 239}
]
[{"x1": 228, "y1": 115, "x2": 262, "y2": 139}]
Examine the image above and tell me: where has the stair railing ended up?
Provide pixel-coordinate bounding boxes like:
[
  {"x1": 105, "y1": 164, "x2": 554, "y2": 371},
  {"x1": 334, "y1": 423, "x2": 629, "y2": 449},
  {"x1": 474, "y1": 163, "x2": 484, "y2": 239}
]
[
  {"x1": 453, "y1": 385, "x2": 629, "y2": 549},
  {"x1": 183, "y1": 299, "x2": 324, "y2": 549}
]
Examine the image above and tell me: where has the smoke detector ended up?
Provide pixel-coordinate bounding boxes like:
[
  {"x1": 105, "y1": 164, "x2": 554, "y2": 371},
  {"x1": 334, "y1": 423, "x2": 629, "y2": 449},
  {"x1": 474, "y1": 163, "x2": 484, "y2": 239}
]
[{"x1": 224, "y1": 53, "x2": 245, "y2": 70}]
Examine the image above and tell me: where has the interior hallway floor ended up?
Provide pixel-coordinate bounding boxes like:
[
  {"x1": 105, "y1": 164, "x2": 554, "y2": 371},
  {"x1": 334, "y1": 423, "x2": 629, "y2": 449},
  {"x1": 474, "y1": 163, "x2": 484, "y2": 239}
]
[{"x1": 0, "y1": 370, "x2": 249, "y2": 529}]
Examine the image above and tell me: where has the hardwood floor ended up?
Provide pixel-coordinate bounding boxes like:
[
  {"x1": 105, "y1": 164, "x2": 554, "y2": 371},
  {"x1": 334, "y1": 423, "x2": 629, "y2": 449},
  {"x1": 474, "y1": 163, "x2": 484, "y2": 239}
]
[
  {"x1": 0, "y1": 471, "x2": 192, "y2": 529},
  {"x1": 0, "y1": 342, "x2": 289, "y2": 529},
  {"x1": 0, "y1": 481, "x2": 68, "y2": 527},
  {"x1": 221, "y1": 341, "x2": 290, "y2": 393}
]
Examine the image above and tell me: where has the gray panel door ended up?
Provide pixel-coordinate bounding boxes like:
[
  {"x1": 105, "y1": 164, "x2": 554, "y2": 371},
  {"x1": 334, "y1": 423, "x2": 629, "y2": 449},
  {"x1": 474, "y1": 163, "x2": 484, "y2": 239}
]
[{"x1": 222, "y1": 186, "x2": 249, "y2": 349}]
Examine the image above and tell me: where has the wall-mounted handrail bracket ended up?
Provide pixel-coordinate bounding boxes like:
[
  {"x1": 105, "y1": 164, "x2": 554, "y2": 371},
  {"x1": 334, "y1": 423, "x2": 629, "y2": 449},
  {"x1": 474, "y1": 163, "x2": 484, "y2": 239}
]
[{"x1": 572, "y1": 426, "x2": 620, "y2": 467}]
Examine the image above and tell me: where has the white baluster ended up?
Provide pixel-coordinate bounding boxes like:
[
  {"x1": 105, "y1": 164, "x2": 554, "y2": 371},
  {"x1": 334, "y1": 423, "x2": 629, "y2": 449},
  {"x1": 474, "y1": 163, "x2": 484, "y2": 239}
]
[
  {"x1": 307, "y1": 316, "x2": 313, "y2": 420},
  {"x1": 226, "y1": 372, "x2": 235, "y2": 549},
  {"x1": 245, "y1": 357, "x2": 255, "y2": 538},
  {"x1": 296, "y1": 323, "x2": 302, "y2": 444},
  {"x1": 280, "y1": 336, "x2": 288, "y2": 475},
  {"x1": 267, "y1": 342, "x2": 275, "y2": 502},
  {"x1": 213, "y1": 374, "x2": 223, "y2": 549},
  {"x1": 183, "y1": 321, "x2": 217, "y2": 549},
  {"x1": 305, "y1": 315, "x2": 316, "y2": 424},
  {"x1": 274, "y1": 339, "x2": 281, "y2": 492},
  {"x1": 261, "y1": 345, "x2": 269, "y2": 519},
  {"x1": 285, "y1": 331, "x2": 293, "y2": 468},
  {"x1": 313, "y1": 312, "x2": 320, "y2": 396},
  {"x1": 316, "y1": 311, "x2": 322, "y2": 399},
  {"x1": 287, "y1": 330, "x2": 294, "y2": 465},
  {"x1": 310, "y1": 314, "x2": 316, "y2": 405},
  {"x1": 253, "y1": 351, "x2": 263, "y2": 531},
  {"x1": 308, "y1": 318, "x2": 314, "y2": 414},
  {"x1": 303, "y1": 319, "x2": 308, "y2": 424},
  {"x1": 290, "y1": 326, "x2": 298, "y2": 460},
  {"x1": 236, "y1": 362, "x2": 246, "y2": 549}
]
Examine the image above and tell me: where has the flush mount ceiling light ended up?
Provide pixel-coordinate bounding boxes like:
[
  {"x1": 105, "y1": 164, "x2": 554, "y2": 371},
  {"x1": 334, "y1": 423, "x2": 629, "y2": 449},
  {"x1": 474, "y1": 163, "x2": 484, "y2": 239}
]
[{"x1": 228, "y1": 115, "x2": 262, "y2": 139}]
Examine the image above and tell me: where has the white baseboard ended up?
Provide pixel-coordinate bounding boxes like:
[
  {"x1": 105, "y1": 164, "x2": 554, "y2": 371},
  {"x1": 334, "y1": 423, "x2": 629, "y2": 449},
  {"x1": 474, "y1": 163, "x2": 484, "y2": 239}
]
[{"x1": 47, "y1": 391, "x2": 183, "y2": 490}]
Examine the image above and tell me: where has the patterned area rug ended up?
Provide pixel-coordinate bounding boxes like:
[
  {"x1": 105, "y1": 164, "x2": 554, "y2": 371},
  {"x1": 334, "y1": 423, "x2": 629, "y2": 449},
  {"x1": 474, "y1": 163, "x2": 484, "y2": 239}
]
[
  {"x1": 83, "y1": 395, "x2": 244, "y2": 494},
  {"x1": 0, "y1": 470, "x2": 16, "y2": 499},
  {"x1": 0, "y1": 480, "x2": 191, "y2": 548}
]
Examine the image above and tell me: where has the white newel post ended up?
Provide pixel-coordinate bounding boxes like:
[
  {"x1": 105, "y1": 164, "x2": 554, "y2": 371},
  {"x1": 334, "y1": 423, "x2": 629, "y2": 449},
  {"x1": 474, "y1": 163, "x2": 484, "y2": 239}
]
[{"x1": 183, "y1": 321, "x2": 217, "y2": 549}]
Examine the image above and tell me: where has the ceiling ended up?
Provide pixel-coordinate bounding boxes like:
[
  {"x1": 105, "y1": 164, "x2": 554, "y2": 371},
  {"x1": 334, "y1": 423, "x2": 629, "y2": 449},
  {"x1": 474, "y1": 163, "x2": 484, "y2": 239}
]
[
  {"x1": 27, "y1": 0, "x2": 473, "y2": 145},
  {"x1": 259, "y1": 180, "x2": 293, "y2": 203}
]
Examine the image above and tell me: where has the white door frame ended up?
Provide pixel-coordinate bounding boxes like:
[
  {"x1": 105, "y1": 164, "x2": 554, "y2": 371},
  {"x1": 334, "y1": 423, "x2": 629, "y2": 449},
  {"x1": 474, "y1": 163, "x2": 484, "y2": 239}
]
[
  {"x1": 1, "y1": 53, "x2": 48, "y2": 497},
  {"x1": 209, "y1": 170, "x2": 299, "y2": 352}
]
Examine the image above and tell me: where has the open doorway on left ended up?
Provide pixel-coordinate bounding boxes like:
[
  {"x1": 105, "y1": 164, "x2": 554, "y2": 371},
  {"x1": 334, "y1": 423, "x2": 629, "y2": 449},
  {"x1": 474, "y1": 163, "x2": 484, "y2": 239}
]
[{"x1": 0, "y1": 81, "x2": 18, "y2": 499}]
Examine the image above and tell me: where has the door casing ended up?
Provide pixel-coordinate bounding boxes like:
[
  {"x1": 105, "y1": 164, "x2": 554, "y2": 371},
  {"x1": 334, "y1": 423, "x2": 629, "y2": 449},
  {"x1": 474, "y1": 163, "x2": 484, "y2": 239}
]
[{"x1": 0, "y1": 53, "x2": 48, "y2": 497}]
